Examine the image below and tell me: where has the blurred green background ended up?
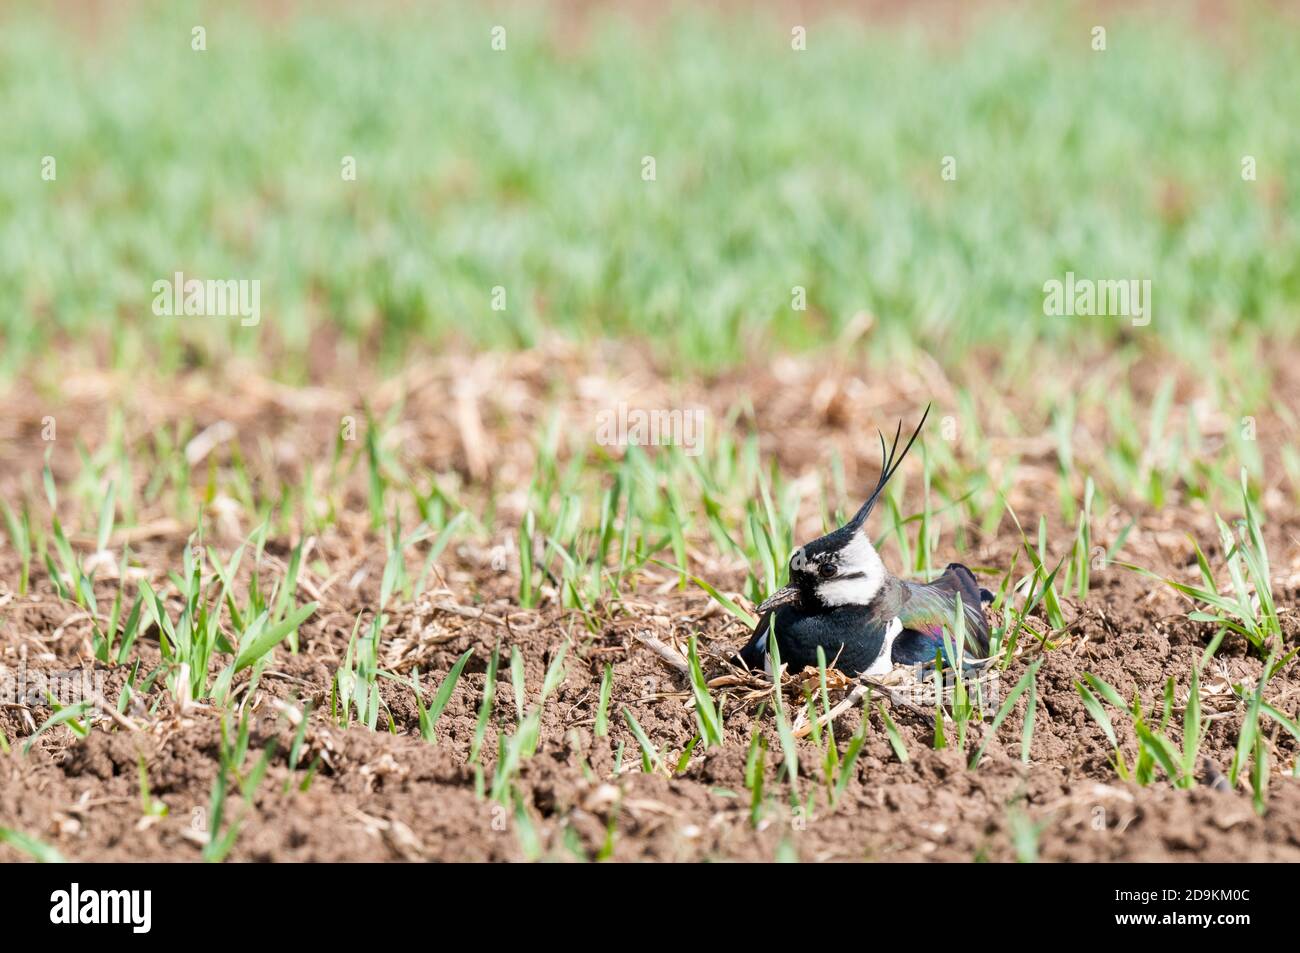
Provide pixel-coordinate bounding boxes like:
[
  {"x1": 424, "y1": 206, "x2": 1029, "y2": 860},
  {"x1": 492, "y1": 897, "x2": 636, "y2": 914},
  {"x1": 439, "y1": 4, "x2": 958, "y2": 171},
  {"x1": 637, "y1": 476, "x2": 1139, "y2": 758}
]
[{"x1": 1, "y1": 1, "x2": 1297, "y2": 380}]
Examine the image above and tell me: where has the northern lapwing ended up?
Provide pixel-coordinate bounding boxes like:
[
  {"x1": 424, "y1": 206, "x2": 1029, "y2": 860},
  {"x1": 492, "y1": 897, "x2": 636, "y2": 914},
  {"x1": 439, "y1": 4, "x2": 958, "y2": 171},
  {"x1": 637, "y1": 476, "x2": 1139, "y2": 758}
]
[{"x1": 737, "y1": 406, "x2": 992, "y2": 677}]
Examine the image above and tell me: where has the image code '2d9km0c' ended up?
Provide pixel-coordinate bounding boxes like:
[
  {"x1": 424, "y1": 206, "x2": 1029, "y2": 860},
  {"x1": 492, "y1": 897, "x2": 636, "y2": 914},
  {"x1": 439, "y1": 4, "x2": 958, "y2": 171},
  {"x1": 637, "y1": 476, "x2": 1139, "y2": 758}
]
[{"x1": 0, "y1": 0, "x2": 1298, "y2": 894}]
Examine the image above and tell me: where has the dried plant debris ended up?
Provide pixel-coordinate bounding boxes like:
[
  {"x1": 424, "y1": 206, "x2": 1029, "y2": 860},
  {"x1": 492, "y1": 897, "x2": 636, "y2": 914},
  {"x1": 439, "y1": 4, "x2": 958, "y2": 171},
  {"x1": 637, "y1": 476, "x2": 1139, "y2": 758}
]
[{"x1": 1, "y1": 344, "x2": 1299, "y2": 862}]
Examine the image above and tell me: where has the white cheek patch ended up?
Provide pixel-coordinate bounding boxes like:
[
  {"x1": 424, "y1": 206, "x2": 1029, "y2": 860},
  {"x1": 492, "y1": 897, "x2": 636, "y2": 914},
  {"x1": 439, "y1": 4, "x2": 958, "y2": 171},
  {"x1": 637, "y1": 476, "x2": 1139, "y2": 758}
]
[
  {"x1": 837, "y1": 529, "x2": 883, "y2": 574},
  {"x1": 815, "y1": 530, "x2": 886, "y2": 607},
  {"x1": 817, "y1": 574, "x2": 881, "y2": 606},
  {"x1": 864, "y1": 616, "x2": 903, "y2": 676}
]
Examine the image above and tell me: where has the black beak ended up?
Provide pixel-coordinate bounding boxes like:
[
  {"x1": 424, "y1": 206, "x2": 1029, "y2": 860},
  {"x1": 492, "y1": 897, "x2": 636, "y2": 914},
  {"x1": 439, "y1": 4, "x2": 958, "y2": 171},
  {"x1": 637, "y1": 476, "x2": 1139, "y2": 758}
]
[{"x1": 757, "y1": 584, "x2": 801, "y2": 615}]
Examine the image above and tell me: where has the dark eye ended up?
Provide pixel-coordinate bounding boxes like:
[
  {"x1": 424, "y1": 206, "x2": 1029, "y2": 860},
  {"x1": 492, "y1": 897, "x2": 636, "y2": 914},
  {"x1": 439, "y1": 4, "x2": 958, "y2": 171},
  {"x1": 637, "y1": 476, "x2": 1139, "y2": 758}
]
[{"x1": 818, "y1": 562, "x2": 837, "y2": 579}]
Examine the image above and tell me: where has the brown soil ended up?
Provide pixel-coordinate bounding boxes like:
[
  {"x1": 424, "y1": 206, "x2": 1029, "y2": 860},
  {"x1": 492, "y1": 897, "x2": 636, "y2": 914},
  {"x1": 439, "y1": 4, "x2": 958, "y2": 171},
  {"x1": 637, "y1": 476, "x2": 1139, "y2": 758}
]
[{"x1": 2, "y1": 345, "x2": 1299, "y2": 862}]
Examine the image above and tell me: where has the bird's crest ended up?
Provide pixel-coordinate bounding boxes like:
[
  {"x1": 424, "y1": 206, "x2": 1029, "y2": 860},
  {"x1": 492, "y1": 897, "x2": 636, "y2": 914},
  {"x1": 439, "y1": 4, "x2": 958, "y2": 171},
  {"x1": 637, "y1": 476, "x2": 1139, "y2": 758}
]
[{"x1": 845, "y1": 402, "x2": 931, "y2": 532}]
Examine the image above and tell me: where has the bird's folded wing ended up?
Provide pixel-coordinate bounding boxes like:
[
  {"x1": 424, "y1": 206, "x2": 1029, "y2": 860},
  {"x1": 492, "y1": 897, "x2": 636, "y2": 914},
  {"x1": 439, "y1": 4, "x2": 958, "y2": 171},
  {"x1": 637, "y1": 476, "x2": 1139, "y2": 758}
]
[{"x1": 896, "y1": 566, "x2": 991, "y2": 662}]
